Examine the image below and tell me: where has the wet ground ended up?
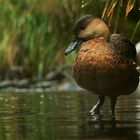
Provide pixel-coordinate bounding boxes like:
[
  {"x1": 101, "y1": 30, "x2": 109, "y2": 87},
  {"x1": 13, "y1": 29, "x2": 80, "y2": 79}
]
[{"x1": 0, "y1": 89, "x2": 139, "y2": 140}]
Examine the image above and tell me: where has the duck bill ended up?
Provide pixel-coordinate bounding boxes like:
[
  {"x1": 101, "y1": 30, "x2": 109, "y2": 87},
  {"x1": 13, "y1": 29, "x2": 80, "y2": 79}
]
[{"x1": 64, "y1": 38, "x2": 83, "y2": 56}]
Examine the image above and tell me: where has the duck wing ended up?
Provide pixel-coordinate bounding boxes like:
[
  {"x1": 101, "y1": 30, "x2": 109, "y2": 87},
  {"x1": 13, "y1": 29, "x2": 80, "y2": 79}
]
[{"x1": 110, "y1": 34, "x2": 136, "y2": 61}]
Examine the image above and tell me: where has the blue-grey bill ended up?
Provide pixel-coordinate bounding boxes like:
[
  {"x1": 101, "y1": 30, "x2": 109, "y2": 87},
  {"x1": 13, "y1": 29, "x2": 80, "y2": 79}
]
[{"x1": 64, "y1": 39, "x2": 83, "y2": 56}]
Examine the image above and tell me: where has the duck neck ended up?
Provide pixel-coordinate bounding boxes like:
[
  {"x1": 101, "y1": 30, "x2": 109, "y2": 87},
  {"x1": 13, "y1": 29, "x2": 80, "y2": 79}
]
[
  {"x1": 96, "y1": 36, "x2": 110, "y2": 42},
  {"x1": 90, "y1": 29, "x2": 110, "y2": 42},
  {"x1": 101, "y1": 27, "x2": 110, "y2": 42}
]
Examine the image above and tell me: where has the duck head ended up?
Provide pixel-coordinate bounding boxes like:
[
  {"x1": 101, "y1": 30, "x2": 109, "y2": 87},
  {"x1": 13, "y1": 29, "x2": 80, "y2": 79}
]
[{"x1": 64, "y1": 15, "x2": 110, "y2": 55}]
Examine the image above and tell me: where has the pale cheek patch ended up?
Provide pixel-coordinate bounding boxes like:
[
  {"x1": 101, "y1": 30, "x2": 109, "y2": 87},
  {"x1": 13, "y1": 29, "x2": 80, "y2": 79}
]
[{"x1": 78, "y1": 19, "x2": 108, "y2": 39}]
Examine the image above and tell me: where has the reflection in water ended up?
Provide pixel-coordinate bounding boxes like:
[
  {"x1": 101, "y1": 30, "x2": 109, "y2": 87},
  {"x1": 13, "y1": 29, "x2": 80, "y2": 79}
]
[{"x1": 0, "y1": 91, "x2": 139, "y2": 140}]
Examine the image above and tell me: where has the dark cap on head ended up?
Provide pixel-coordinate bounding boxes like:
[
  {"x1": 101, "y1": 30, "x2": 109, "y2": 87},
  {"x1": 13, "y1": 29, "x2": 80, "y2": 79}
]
[{"x1": 73, "y1": 15, "x2": 97, "y2": 36}]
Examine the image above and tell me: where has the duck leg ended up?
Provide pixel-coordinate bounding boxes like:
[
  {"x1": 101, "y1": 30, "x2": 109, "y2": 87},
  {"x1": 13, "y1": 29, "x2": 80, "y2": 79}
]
[
  {"x1": 90, "y1": 96, "x2": 105, "y2": 116},
  {"x1": 110, "y1": 96, "x2": 117, "y2": 119}
]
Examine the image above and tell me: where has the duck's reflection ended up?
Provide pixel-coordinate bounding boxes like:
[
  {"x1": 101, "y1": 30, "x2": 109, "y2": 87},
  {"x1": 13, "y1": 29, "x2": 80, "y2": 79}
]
[{"x1": 79, "y1": 118, "x2": 139, "y2": 140}]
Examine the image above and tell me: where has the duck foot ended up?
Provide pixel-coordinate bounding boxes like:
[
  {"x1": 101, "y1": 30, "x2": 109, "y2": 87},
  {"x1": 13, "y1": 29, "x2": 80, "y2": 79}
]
[
  {"x1": 90, "y1": 105, "x2": 102, "y2": 120},
  {"x1": 91, "y1": 114, "x2": 102, "y2": 121},
  {"x1": 90, "y1": 96, "x2": 105, "y2": 117},
  {"x1": 90, "y1": 104, "x2": 100, "y2": 116}
]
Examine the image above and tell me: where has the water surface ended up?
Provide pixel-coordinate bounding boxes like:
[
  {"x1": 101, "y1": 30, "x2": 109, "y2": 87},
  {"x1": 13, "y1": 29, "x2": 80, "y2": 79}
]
[{"x1": 0, "y1": 90, "x2": 139, "y2": 140}]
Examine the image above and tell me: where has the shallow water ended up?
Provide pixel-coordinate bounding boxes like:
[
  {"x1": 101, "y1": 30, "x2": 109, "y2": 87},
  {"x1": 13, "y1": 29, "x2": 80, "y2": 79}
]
[{"x1": 0, "y1": 89, "x2": 139, "y2": 140}]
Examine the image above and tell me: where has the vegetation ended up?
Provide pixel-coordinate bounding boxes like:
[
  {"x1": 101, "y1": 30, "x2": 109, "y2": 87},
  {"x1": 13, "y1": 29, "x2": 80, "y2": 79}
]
[{"x1": 0, "y1": 0, "x2": 139, "y2": 79}]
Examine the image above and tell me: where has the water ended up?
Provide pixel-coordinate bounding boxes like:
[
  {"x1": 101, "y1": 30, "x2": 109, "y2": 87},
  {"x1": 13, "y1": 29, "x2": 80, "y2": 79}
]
[{"x1": 0, "y1": 90, "x2": 139, "y2": 140}]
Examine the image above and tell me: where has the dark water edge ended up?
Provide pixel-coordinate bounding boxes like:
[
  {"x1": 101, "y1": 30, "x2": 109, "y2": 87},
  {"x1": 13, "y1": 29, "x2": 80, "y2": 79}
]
[{"x1": 0, "y1": 89, "x2": 139, "y2": 140}]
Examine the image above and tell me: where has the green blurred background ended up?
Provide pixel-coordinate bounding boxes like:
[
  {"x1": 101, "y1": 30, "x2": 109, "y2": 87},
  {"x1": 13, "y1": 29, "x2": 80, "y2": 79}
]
[{"x1": 0, "y1": 0, "x2": 139, "y2": 82}]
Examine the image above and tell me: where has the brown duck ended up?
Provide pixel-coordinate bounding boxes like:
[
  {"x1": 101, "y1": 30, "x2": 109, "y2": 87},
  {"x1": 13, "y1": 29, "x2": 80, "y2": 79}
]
[{"x1": 64, "y1": 15, "x2": 139, "y2": 119}]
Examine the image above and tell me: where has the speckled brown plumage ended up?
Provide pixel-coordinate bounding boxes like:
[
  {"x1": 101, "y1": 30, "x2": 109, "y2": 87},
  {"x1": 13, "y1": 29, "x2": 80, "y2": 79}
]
[{"x1": 73, "y1": 37, "x2": 139, "y2": 96}]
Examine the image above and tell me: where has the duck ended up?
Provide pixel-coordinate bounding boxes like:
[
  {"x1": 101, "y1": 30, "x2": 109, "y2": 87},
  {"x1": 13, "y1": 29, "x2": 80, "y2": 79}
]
[{"x1": 64, "y1": 15, "x2": 139, "y2": 119}]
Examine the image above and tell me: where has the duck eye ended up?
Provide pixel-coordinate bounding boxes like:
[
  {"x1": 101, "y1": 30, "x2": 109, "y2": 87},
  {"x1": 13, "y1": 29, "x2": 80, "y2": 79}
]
[{"x1": 81, "y1": 25, "x2": 86, "y2": 30}]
